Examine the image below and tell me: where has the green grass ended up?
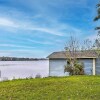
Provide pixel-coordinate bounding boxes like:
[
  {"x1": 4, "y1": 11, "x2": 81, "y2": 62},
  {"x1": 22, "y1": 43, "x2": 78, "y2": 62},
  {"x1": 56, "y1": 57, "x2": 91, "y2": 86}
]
[{"x1": 0, "y1": 76, "x2": 100, "y2": 100}]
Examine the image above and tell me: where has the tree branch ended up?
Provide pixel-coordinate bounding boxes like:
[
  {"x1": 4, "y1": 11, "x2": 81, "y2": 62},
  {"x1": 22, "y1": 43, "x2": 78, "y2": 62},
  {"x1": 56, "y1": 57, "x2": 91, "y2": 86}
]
[{"x1": 95, "y1": 27, "x2": 100, "y2": 30}]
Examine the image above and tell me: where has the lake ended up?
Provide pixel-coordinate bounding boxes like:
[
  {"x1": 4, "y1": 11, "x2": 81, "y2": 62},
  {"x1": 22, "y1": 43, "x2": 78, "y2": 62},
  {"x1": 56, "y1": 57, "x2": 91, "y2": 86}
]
[{"x1": 0, "y1": 60, "x2": 49, "y2": 80}]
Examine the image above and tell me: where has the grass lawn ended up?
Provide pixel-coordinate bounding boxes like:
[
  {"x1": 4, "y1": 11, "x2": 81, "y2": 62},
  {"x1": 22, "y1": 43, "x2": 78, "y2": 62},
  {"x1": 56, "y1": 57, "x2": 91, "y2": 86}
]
[{"x1": 0, "y1": 76, "x2": 100, "y2": 100}]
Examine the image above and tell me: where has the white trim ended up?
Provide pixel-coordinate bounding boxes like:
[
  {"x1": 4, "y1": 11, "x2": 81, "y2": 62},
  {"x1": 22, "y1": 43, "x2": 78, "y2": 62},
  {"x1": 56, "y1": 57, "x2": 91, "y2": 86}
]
[{"x1": 93, "y1": 58, "x2": 96, "y2": 75}]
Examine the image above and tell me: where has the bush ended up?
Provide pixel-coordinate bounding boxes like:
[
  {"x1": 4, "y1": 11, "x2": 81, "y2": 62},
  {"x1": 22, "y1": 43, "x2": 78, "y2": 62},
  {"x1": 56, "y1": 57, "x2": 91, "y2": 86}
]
[
  {"x1": 35, "y1": 74, "x2": 41, "y2": 78},
  {"x1": 64, "y1": 59, "x2": 85, "y2": 75}
]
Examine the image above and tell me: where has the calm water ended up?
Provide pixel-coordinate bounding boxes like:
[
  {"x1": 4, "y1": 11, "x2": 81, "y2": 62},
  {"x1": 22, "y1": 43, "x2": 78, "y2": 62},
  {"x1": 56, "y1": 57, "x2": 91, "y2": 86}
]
[{"x1": 0, "y1": 60, "x2": 49, "y2": 80}]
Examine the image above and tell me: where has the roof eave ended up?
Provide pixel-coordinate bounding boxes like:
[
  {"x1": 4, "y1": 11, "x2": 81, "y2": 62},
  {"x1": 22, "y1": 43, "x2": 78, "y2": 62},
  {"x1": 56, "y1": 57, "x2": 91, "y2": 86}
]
[{"x1": 48, "y1": 57, "x2": 98, "y2": 59}]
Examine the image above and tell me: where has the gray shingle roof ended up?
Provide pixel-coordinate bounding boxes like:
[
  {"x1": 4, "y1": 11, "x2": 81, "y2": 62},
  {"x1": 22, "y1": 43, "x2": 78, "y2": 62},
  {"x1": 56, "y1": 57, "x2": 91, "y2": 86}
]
[{"x1": 47, "y1": 50, "x2": 98, "y2": 59}]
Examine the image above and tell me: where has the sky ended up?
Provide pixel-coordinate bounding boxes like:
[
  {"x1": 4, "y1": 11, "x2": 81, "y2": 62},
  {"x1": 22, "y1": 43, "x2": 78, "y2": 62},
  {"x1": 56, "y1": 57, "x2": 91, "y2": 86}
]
[{"x1": 0, "y1": 0, "x2": 99, "y2": 58}]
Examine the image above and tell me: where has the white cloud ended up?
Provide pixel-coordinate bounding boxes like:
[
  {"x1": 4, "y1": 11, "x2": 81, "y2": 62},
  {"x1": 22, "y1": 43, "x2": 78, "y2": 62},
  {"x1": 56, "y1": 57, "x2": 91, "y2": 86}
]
[
  {"x1": 0, "y1": 17, "x2": 19, "y2": 28},
  {"x1": 0, "y1": 17, "x2": 64, "y2": 36},
  {"x1": 0, "y1": 44, "x2": 35, "y2": 49},
  {"x1": 29, "y1": 27, "x2": 64, "y2": 36},
  {"x1": 27, "y1": 39, "x2": 53, "y2": 45}
]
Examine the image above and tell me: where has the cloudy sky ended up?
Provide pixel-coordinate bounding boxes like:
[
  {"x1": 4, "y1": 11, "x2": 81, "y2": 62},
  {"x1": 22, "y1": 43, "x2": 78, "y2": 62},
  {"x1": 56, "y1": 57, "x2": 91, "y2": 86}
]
[{"x1": 0, "y1": 0, "x2": 99, "y2": 58}]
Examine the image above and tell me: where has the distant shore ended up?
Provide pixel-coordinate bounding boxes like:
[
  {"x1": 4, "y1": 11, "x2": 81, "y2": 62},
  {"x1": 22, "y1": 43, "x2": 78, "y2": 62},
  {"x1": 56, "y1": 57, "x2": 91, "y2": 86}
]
[{"x1": 0, "y1": 57, "x2": 48, "y2": 61}]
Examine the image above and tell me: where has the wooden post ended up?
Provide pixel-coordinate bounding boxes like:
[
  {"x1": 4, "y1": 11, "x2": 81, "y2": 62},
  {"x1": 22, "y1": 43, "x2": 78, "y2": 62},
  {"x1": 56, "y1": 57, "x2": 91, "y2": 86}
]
[
  {"x1": 93, "y1": 58, "x2": 96, "y2": 75},
  {"x1": 49, "y1": 59, "x2": 50, "y2": 76},
  {"x1": 0, "y1": 70, "x2": 1, "y2": 78}
]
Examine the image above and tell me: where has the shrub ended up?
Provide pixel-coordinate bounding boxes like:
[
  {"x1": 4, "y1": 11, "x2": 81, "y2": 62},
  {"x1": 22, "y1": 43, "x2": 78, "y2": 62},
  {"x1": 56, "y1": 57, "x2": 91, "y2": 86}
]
[
  {"x1": 35, "y1": 74, "x2": 41, "y2": 78},
  {"x1": 64, "y1": 59, "x2": 84, "y2": 75}
]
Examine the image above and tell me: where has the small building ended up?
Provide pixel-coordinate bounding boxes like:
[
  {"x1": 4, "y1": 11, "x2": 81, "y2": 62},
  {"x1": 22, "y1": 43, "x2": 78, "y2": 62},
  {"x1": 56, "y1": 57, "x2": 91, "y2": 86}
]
[{"x1": 47, "y1": 50, "x2": 100, "y2": 76}]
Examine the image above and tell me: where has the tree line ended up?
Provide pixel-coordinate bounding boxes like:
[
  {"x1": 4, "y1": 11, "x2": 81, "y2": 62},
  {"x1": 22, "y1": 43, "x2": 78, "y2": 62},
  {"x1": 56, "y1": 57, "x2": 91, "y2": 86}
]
[{"x1": 0, "y1": 57, "x2": 47, "y2": 61}]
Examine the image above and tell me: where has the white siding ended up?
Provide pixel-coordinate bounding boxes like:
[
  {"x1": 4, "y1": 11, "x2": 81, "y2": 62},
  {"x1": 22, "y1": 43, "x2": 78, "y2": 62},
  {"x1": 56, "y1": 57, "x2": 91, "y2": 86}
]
[
  {"x1": 96, "y1": 58, "x2": 100, "y2": 75},
  {"x1": 49, "y1": 59, "x2": 69, "y2": 76},
  {"x1": 49, "y1": 58, "x2": 94, "y2": 76},
  {"x1": 79, "y1": 59, "x2": 93, "y2": 75}
]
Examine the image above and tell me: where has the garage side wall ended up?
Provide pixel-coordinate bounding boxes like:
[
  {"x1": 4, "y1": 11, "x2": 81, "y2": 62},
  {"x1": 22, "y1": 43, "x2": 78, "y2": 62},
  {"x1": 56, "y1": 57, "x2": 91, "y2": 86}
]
[
  {"x1": 49, "y1": 59, "x2": 69, "y2": 76},
  {"x1": 96, "y1": 58, "x2": 100, "y2": 75}
]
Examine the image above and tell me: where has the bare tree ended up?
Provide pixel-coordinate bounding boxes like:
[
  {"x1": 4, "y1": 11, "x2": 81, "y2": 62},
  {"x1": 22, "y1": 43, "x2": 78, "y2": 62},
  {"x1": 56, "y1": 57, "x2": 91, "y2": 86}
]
[
  {"x1": 64, "y1": 36, "x2": 85, "y2": 75},
  {"x1": 82, "y1": 39, "x2": 93, "y2": 50},
  {"x1": 66, "y1": 36, "x2": 80, "y2": 60},
  {"x1": 93, "y1": 37, "x2": 100, "y2": 56}
]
